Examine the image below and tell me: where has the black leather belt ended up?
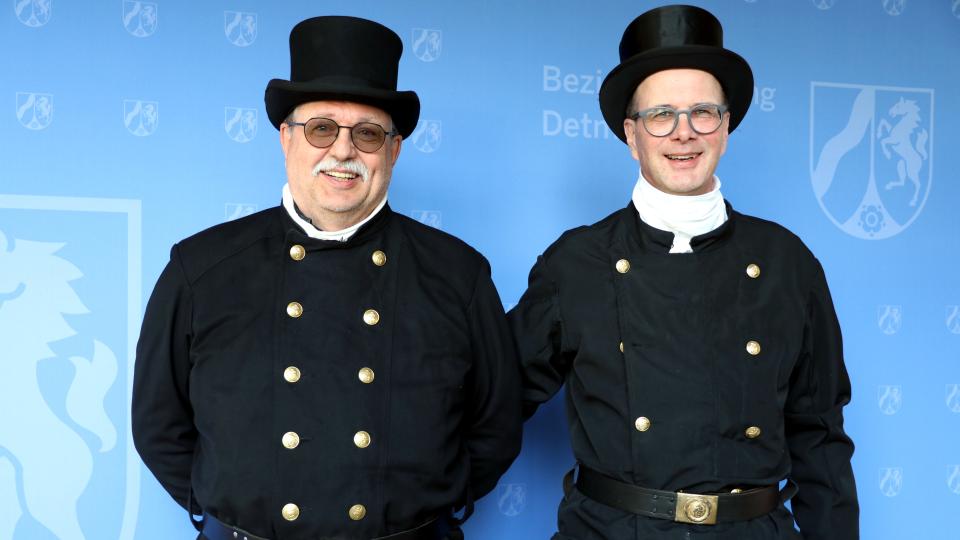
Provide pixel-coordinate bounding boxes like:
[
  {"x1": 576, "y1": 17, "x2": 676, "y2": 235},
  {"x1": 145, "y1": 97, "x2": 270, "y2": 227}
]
[
  {"x1": 200, "y1": 512, "x2": 453, "y2": 540},
  {"x1": 570, "y1": 465, "x2": 796, "y2": 525},
  {"x1": 200, "y1": 514, "x2": 267, "y2": 540}
]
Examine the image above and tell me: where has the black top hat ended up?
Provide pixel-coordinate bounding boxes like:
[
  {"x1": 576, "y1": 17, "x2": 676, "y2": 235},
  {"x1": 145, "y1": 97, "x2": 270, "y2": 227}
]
[
  {"x1": 265, "y1": 16, "x2": 421, "y2": 138},
  {"x1": 598, "y1": 5, "x2": 754, "y2": 142}
]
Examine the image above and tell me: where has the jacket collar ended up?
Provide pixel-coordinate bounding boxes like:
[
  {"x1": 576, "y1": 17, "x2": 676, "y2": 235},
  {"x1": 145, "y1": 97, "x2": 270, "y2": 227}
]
[{"x1": 623, "y1": 199, "x2": 737, "y2": 254}]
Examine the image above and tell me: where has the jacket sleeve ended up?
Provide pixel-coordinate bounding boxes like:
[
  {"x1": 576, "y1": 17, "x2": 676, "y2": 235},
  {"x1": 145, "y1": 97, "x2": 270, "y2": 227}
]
[
  {"x1": 131, "y1": 244, "x2": 197, "y2": 510},
  {"x1": 464, "y1": 258, "x2": 523, "y2": 500},
  {"x1": 507, "y1": 254, "x2": 571, "y2": 420},
  {"x1": 784, "y1": 261, "x2": 860, "y2": 539}
]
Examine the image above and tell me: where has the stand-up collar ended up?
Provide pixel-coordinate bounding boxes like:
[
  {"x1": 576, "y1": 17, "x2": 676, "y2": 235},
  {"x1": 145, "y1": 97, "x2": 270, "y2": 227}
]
[
  {"x1": 282, "y1": 182, "x2": 388, "y2": 242},
  {"x1": 631, "y1": 173, "x2": 728, "y2": 253},
  {"x1": 626, "y1": 199, "x2": 737, "y2": 254},
  {"x1": 280, "y1": 184, "x2": 391, "y2": 249}
]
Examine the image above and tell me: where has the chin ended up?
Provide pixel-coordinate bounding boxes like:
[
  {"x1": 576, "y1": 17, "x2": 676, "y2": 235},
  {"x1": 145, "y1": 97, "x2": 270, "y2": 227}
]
[
  {"x1": 323, "y1": 202, "x2": 363, "y2": 214},
  {"x1": 673, "y1": 176, "x2": 712, "y2": 194}
]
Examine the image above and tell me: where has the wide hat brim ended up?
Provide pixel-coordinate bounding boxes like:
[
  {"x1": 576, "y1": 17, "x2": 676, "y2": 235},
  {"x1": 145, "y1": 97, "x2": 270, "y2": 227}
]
[
  {"x1": 265, "y1": 79, "x2": 420, "y2": 139},
  {"x1": 599, "y1": 45, "x2": 754, "y2": 142}
]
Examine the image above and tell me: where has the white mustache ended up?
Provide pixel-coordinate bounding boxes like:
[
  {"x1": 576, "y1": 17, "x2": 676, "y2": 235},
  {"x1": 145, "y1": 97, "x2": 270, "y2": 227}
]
[{"x1": 312, "y1": 157, "x2": 369, "y2": 182}]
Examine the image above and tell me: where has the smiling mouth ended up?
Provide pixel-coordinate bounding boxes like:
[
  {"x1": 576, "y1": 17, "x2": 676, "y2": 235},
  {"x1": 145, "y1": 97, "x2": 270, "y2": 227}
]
[
  {"x1": 665, "y1": 153, "x2": 701, "y2": 162},
  {"x1": 324, "y1": 170, "x2": 359, "y2": 180}
]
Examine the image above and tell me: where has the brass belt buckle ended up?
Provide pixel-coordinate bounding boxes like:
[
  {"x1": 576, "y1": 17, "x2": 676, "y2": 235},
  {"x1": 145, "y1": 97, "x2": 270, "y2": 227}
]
[{"x1": 674, "y1": 492, "x2": 719, "y2": 525}]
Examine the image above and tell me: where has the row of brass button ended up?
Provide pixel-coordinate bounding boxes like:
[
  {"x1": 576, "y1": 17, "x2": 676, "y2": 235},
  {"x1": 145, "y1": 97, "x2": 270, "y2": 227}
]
[
  {"x1": 283, "y1": 366, "x2": 375, "y2": 384},
  {"x1": 617, "y1": 258, "x2": 764, "y2": 442},
  {"x1": 286, "y1": 302, "x2": 381, "y2": 326},
  {"x1": 280, "y1": 503, "x2": 367, "y2": 522},
  {"x1": 279, "y1": 430, "x2": 371, "y2": 450},
  {"x1": 281, "y1": 245, "x2": 384, "y2": 524},
  {"x1": 619, "y1": 341, "x2": 760, "y2": 355},
  {"x1": 633, "y1": 416, "x2": 761, "y2": 438},
  {"x1": 290, "y1": 245, "x2": 387, "y2": 268},
  {"x1": 615, "y1": 258, "x2": 761, "y2": 279}
]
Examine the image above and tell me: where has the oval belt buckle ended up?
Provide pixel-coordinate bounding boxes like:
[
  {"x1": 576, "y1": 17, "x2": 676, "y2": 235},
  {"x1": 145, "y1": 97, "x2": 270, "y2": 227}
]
[{"x1": 674, "y1": 492, "x2": 719, "y2": 525}]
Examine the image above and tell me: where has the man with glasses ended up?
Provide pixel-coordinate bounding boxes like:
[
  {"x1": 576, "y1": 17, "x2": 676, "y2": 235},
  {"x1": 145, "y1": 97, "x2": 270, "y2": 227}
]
[
  {"x1": 133, "y1": 16, "x2": 521, "y2": 540},
  {"x1": 509, "y1": 5, "x2": 858, "y2": 539}
]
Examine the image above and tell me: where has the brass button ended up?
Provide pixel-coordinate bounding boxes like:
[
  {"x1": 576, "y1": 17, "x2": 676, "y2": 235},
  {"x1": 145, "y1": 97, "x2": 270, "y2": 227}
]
[
  {"x1": 634, "y1": 416, "x2": 651, "y2": 432},
  {"x1": 353, "y1": 431, "x2": 371, "y2": 448},
  {"x1": 286, "y1": 302, "x2": 303, "y2": 318},
  {"x1": 619, "y1": 341, "x2": 624, "y2": 353},
  {"x1": 372, "y1": 250, "x2": 387, "y2": 267},
  {"x1": 289, "y1": 244, "x2": 305, "y2": 261},
  {"x1": 281, "y1": 431, "x2": 300, "y2": 449},
  {"x1": 745, "y1": 340, "x2": 761, "y2": 356},
  {"x1": 745, "y1": 426, "x2": 762, "y2": 439},
  {"x1": 283, "y1": 366, "x2": 301, "y2": 383},
  {"x1": 358, "y1": 367, "x2": 375, "y2": 384},
  {"x1": 746, "y1": 263, "x2": 760, "y2": 279},
  {"x1": 348, "y1": 504, "x2": 366, "y2": 521},
  {"x1": 281, "y1": 503, "x2": 300, "y2": 521},
  {"x1": 363, "y1": 309, "x2": 380, "y2": 326},
  {"x1": 615, "y1": 259, "x2": 631, "y2": 274}
]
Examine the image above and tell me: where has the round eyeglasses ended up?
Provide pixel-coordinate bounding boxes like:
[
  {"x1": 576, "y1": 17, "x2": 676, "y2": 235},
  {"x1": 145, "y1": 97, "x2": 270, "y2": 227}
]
[
  {"x1": 629, "y1": 104, "x2": 728, "y2": 137},
  {"x1": 286, "y1": 117, "x2": 398, "y2": 153}
]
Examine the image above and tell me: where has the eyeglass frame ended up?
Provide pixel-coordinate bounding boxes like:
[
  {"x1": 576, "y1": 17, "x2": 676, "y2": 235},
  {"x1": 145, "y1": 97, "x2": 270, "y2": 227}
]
[
  {"x1": 628, "y1": 104, "x2": 729, "y2": 137},
  {"x1": 285, "y1": 117, "x2": 399, "y2": 153}
]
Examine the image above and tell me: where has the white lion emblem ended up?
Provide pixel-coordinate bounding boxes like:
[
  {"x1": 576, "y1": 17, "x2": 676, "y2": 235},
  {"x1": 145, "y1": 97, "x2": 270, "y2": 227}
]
[{"x1": 0, "y1": 229, "x2": 118, "y2": 539}]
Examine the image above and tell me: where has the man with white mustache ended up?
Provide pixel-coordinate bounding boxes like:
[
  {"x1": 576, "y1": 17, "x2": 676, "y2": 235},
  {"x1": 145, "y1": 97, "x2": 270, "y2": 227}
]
[
  {"x1": 509, "y1": 5, "x2": 858, "y2": 539},
  {"x1": 133, "y1": 16, "x2": 522, "y2": 540}
]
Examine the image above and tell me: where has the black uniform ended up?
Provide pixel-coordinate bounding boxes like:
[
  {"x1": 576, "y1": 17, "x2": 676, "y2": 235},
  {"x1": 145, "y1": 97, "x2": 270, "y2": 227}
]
[
  {"x1": 508, "y1": 202, "x2": 858, "y2": 539},
  {"x1": 133, "y1": 204, "x2": 522, "y2": 539}
]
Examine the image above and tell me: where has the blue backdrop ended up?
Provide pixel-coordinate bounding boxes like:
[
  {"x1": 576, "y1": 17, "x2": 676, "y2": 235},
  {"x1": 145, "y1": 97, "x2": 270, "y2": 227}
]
[{"x1": 1, "y1": 1, "x2": 958, "y2": 538}]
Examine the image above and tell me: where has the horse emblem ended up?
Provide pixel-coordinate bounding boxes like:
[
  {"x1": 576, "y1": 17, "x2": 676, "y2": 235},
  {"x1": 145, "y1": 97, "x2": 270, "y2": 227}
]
[
  {"x1": 122, "y1": 1, "x2": 158, "y2": 37},
  {"x1": 14, "y1": 0, "x2": 51, "y2": 27},
  {"x1": 411, "y1": 210, "x2": 442, "y2": 229},
  {"x1": 877, "y1": 385, "x2": 902, "y2": 415},
  {"x1": 411, "y1": 120, "x2": 442, "y2": 153},
  {"x1": 811, "y1": 83, "x2": 933, "y2": 239},
  {"x1": 15, "y1": 92, "x2": 53, "y2": 130},
  {"x1": 225, "y1": 107, "x2": 257, "y2": 143},
  {"x1": 224, "y1": 11, "x2": 257, "y2": 47},
  {"x1": 947, "y1": 306, "x2": 960, "y2": 334},
  {"x1": 948, "y1": 466, "x2": 960, "y2": 495},
  {"x1": 497, "y1": 483, "x2": 527, "y2": 517},
  {"x1": 877, "y1": 305, "x2": 902, "y2": 335},
  {"x1": 882, "y1": 0, "x2": 906, "y2": 16},
  {"x1": 124, "y1": 99, "x2": 159, "y2": 136},
  {"x1": 877, "y1": 98, "x2": 928, "y2": 206},
  {"x1": 879, "y1": 467, "x2": 903, "y2": 497},
  {"x1": 225, "y1": 203, "x2": 258, "y2": 221},
  {"x1": 412, "y1": 28, "x2": 442, "y2": 62},
  {"x1": 947, "y1": 384, "x2": 960, "y2": 413},
  {"x1": 0, "y1": 229, "x2": 119, "y2": 539}
]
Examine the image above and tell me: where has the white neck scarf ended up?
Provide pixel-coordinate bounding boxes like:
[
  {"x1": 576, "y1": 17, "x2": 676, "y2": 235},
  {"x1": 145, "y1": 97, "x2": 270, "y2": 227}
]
[
  {"x1": 631, "y1": 173, "x2": 728, "y2": 253},
  {"x1": 281, "y1": 182, "x2": 387, "y2": 242}
]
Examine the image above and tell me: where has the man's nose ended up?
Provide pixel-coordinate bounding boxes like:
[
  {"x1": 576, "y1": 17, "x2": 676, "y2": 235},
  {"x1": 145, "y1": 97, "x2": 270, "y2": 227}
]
[
  {"x1": 328, "y1": 126, "x2": 358, "y2": 159},
  {"x1": 671, "y1": 112, "x2": 696, "y2": 141}
]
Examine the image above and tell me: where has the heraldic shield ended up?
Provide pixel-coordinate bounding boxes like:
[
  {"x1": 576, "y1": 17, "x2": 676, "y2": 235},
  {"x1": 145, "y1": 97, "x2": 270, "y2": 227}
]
[
  {"x1": 0, "y1": 195, "x2": 141, "y2": 540},
  {"x1": 810, "y1": 82, "x2": 933, "y2": 240}
]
